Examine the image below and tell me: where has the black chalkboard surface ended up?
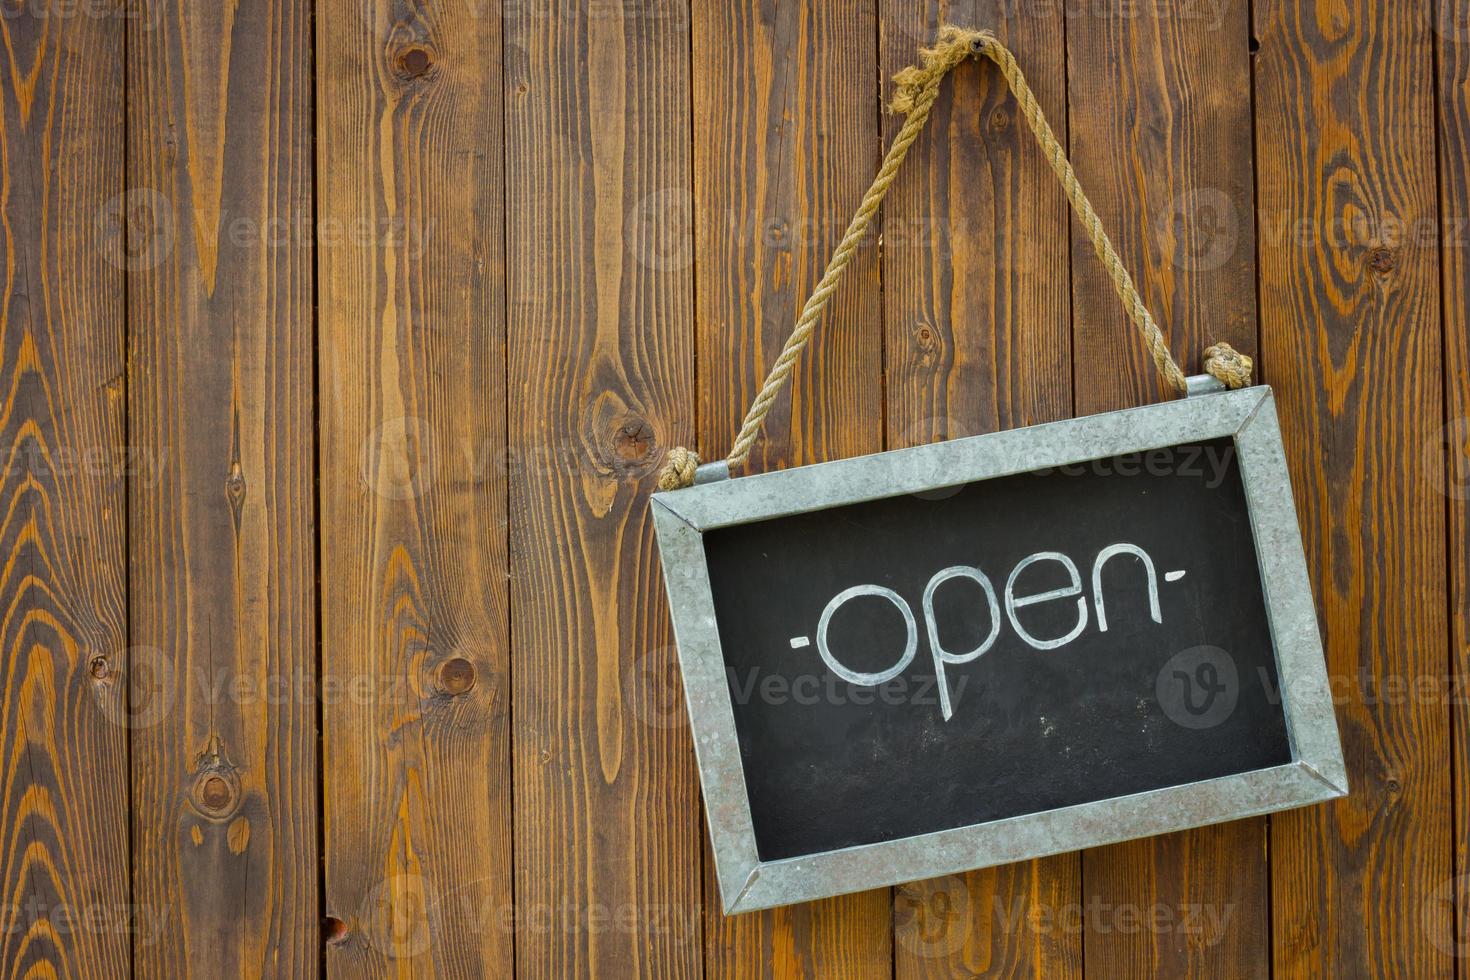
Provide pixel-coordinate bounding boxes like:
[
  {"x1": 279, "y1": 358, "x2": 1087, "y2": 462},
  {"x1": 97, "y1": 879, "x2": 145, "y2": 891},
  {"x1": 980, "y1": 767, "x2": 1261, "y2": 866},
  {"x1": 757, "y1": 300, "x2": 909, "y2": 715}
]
[{"x1": 702, "y1": 438, "x2": 1290, "y2": 862}]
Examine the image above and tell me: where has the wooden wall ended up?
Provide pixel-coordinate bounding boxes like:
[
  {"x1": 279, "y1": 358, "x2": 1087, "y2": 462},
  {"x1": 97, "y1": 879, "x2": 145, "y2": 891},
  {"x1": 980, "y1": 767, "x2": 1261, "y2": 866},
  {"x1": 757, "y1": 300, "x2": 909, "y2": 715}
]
[{"x1": 0, "y1": 0, "x2": 1463, "y2": 975}]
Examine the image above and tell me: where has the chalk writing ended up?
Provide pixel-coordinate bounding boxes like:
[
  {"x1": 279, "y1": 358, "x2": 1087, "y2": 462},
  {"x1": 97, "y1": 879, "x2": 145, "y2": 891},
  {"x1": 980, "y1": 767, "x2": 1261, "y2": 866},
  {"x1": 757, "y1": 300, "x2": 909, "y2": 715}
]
[{"x1": 810, "y1": 542, "x2": 1180, "y2": 720}]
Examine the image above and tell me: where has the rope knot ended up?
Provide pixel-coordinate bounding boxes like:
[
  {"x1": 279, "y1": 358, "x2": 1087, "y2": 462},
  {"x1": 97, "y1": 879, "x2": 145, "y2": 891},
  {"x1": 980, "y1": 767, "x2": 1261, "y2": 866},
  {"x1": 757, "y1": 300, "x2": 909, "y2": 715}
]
[
  {"x1": 889, "y1": 26, "x2": 990, "y2": 115},
  {"x1": 656, "y1": 446, "x2": 701, "y2": 492},
  {"x1": 1202, "y1": 342, "x2": 1253, "y2": 389}
]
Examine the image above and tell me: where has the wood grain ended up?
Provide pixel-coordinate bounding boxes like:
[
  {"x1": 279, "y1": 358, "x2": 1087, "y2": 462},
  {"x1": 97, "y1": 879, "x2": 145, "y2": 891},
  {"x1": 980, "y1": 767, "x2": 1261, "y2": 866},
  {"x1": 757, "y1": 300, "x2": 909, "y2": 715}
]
[
  {"x1": 316, "y1": 0, "x2": 512, "y2": 974},
  {"x1": 504, "y1": 2, "x2": 702, "y2": 975},
  {"x1": 1437, "y1": 2, "x2": 1470, "y2": 971},
  {"x1": 878, "y1": 3, "x2": 1079, "y2": 977},
  {"x1": 127, "y1": 0, "x2": 318, "y2": 973},
  {"x1": 693, "y1": 2, "x2": 890, "y2": 975},
  {"x1": 1065, "y1": 2, "x2": 1267, "y2": 976},
  {"x1": 1, "y1": 3, "x2": 1460, "y2": 977},
  {"x1": 0, "y1": 3, "x2": 130, "y2": 976},
  {"x1": 1254, "y1": 0, "x2": 1450, "y2": 974},
  {"x1": 1068, "y1": 0, "x2": 1259, "y2": 413}
]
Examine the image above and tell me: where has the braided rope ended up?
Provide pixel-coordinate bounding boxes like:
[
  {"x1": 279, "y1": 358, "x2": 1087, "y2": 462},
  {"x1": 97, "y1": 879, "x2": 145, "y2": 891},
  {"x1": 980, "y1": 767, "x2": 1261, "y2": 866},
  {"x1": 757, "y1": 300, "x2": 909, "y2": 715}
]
[
  {"x1": 657, "y1": 26, "x2": 1250, "y2": 492},
  {"x1": 965, "y1": 30, "x2": 1189, "y2": 394},
  {"x1": 725, "y1": 43, "x2": 961, "y2": 470}
]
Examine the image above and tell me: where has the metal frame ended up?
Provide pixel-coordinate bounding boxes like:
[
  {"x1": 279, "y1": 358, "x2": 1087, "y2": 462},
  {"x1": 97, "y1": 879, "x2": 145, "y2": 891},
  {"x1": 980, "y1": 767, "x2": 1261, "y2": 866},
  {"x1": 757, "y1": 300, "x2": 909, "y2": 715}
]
[{"x1": 651, "y1": 385, "x2": 1347, "y2": 914}]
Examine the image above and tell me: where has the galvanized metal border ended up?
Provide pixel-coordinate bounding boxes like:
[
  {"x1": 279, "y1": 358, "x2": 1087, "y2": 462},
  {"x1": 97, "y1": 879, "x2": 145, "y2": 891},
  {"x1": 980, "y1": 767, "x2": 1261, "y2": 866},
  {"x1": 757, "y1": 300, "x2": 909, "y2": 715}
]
[{"x1": 651, "y1": 385, "x2": 1347, "y2": 914}]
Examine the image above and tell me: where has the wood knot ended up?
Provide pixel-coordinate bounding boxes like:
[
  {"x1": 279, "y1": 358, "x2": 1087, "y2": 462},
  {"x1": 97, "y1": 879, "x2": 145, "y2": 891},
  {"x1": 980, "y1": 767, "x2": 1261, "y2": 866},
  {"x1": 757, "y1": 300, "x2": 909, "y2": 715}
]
[
  {"x1": 192, "y1": 770, "x2": 240, "y2": 819},
  {"x1": 1368, "y1": 246, "x2": 1395, "y2": 275},
  {"x1": 438, "y1": 657, "x2": 476, "y2": 696},
  {"x1": 324, "y1": 916, "x2": 350, "y2": 947},
  {"x1": 988, "y1": 108, "x2": 1010, "y2": 133},
  {"x1": 225, "y1": 462, "x2": 246, "y2": 507},
  {"x1": 912, "y1": 321, "x2": 941, "y2": 368},
  {"x1": 394, "y1": 46, "x2": 435, "y2": 80},
  {"x1": 89, "y1": 655, "x2": 111, "y2": 681},
  {"x1": 613, "y1": 419, "x2": 655, "y2": 464}
]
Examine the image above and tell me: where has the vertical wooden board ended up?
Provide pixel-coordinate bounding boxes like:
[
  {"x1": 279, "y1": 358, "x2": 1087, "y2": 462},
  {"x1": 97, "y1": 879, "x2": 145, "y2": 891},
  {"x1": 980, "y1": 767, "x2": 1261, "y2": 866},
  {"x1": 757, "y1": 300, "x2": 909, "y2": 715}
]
[
  {"x1": 1255, "y1": 0, "x2": 1449, "y2": 975},
  {"x1": 0, "y1": 3, "x2": 129, "y2": 977},
  {"x1": 1064, "y1": 2, "x2": 1267, "y2": 976},
  {"x1": 1437, "y1": 2, "x2": 1470, "y2": 972},
  {"x1": 317, "y1": 0, "x2": 511, "y2": 974},
  {"x1": 505, "y1": 2, "x2": 701, "y2": 976},
  {"x1": 692, "y1": 0, "x2": 885, "y2": 475},
  {"x1": 128, "y1": 0, "x2": 318, "y2": 974},
  {"x1": 693, "y1": 2, "x2": 890, "y2": 976},
  {"x1": 879, "y1": 4, "x2": 1078, "y2": 977},
  {"x1": 1068, "y1": 0, "x2": 1259, "y2": 414},
  {"x1": 703, "y1": 847, "x2": 888, "y2": 980}
]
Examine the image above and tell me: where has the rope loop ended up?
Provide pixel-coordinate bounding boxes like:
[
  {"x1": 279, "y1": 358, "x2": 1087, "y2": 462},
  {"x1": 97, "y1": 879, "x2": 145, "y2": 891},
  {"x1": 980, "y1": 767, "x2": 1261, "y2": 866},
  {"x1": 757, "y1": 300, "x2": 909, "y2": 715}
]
[
  {"x1": 658, "y1": 25, "x2": 1248, "y2": 491},
  {"x1": 1203, "y1": 342, "x2": 1254, "y2": 389},
  {"x1": 656, "y1": 446, "x2": 701, "y2": 492}
]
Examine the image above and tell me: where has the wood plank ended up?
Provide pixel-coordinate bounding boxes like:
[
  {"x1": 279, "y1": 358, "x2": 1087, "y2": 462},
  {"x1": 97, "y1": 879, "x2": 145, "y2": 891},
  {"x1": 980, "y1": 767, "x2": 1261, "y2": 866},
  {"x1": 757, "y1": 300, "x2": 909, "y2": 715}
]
[
  {"x1": 693, "y1": 2, "x2": 890, "y2": 975},
  {"x1": 1437, "y1": 3, "x2": 1470, "y2": 971},
  {"x1": 316, "y1": 0, "x2": 512, "y2": 974},
  {"x1": 127, "y1": 0, "x2": 318, "y2": 973},
  {"x1": 0, "y1": 4, "x2": 130, "y2": 976},
  {"x1": 1067, "y1": 2, "x2": 1260, "y2": 410},
  {"x1": 504, "y1": 2, "x2": 702, "y2": 975},
  {"x1": 1254, "y1": 0, "x2": 1450, "y2": 974},
  {"x1": 879, "y1": 5, "x2": 1078, "y2": 977},
  {"x1": 1065, "y1": 2, "x2": 1267, "y2": 976}
]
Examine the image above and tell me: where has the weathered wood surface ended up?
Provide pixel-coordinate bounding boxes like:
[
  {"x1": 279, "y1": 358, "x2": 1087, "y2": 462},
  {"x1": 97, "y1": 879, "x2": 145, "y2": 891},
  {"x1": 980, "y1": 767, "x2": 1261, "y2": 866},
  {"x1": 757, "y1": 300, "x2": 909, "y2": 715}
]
[
  {"x1": 694, "y1": 2, "x2": 890, "y2": 976},
  {"x1": 504, "y1": 2, "x2": 702, "y2": 976},
  {"x1": 0, "y1": 0, "x2": 1463, "y2": 976},
  {"x1": 0, "y1": 2, "x2": 129, "y2": 977},
  {"x1": 1438, "y1": 3, "x2": 1470, "y2": 973},
  {"x1": 1255, "y1": 0, "x2": 1450, "y2": 975},
  {"x1": 316, "y1": 0, "x2": 513, "y2": 975},
  {"x1": 127, "y1": 0, "x2": 318, "y2": 974},
  {"x1": 879, "y1": 3, "x2": 1078, "y2": 977},
  {"x1": 1067, "y1": 2, "x2": 1269, "y2": 977}
]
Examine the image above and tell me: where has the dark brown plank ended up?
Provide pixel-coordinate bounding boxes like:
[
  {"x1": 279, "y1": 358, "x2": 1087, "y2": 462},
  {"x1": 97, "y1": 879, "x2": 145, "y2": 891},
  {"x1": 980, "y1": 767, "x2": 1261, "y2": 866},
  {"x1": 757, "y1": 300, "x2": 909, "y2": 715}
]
[
  {"x1": 127, "y1": 0, "x2": 318, "y2": 973},
  {"x1": 316, "y1": 0, "x2": 512, "y2": 974},
  {"x1": 694, "y1": 2, "x2": 890, "y2": 974},
  {"x1": 1068, "y1": 0, "x2": 1259, "y2": 412},
  {"x1": 1064, "y1": 3, "x2": 1268, "y2": 976},
  {"x1": 879, "y1": 5, "x2": 1078, "y2": 977},
  {"x1": 0, "y1": 3, "x2": 129, "y2": 976},
  {"x1": 504, "y1": 3, "x2": 702, "y2": 975},
  {"x1": 1438, "y1": 3, "x2": 1470, "y2": 971},
  {"x1": 1254, "y1": 0, "x2": 1450, "y2": 974}
]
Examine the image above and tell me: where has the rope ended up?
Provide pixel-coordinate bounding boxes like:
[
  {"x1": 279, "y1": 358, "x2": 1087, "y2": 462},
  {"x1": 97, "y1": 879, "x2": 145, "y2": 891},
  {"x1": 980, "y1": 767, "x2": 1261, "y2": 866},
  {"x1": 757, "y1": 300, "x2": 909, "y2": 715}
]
[{"x1": 658, "y1": 25, "x2": 1253, "y2": 491}]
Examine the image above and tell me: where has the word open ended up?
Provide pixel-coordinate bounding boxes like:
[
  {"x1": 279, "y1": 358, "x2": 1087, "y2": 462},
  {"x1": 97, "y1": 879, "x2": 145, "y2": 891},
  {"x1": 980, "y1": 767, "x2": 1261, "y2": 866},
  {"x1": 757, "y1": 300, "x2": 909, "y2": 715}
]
[{"x1": 801, "y1": 543, "x2": 1180, "y2": 720}]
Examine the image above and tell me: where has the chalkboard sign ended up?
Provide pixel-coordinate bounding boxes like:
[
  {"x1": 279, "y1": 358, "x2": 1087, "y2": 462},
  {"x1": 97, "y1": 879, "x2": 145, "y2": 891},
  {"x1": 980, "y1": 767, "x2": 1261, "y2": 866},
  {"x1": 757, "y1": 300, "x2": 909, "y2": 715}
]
[{"x1": 653, "y1": 386, "x2": 1345, "y2": 913}]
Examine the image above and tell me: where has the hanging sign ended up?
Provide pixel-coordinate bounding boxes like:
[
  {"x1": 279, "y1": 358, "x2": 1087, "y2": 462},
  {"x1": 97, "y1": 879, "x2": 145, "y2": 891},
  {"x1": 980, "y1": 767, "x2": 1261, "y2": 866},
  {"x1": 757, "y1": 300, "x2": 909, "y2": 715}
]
[{"x1": 652, "y1": 386, "x2": 1345, "y2": 913}]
